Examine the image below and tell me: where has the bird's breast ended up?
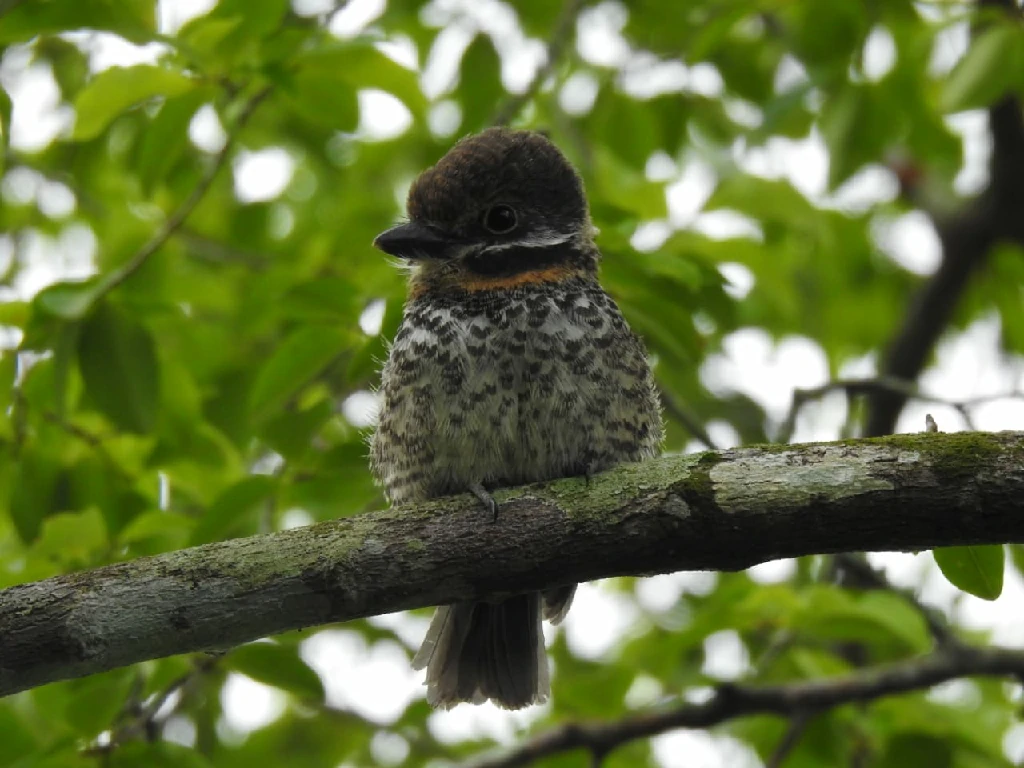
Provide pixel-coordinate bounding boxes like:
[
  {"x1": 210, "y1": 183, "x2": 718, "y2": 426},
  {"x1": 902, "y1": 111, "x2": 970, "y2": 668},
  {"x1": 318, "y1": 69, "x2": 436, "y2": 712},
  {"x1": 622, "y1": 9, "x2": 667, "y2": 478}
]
[{"x1": 373, "y1": 280, "x2": 660, "y2": 502}]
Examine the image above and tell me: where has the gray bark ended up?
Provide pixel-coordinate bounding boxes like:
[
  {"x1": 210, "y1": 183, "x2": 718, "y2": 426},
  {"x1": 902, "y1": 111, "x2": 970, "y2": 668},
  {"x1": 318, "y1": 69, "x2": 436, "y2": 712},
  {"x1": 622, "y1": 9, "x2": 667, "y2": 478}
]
[{"x1": 1, "y1": 431, "x2": 1023, "y2": 698}]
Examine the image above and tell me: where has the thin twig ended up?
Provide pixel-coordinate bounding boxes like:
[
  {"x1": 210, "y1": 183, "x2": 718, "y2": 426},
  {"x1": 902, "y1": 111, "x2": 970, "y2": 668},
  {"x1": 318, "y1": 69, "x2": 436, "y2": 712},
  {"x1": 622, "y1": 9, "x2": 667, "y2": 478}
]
[
  {"x1": 84, "y1": 655, "x2": 220, "y2": 756},
  {"x1": 777, "y1": 376, "x2": 1023, "y2": 443},
  {"x1": 492, "y1": 0, "x2": 586, "y2": 126},
  {"x1": 766, "y1": 712, "x2": 813, "y2": 768},
  {"x1": 95, "y1": 86, "x2": 272, "y2": 299},
  {"x1": 659, "y1": 386, "x2": 719, "y2": 450},
  {"x1": 465, "y1": 645, "x2": 1024, "y2": 767}
]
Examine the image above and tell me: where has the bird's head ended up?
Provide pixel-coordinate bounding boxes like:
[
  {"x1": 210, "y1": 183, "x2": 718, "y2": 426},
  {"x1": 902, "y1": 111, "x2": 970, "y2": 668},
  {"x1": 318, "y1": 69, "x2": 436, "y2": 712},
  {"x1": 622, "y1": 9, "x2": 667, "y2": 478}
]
[{"x1": 374, "y1": 128, "x2": 597, "y2": 292}]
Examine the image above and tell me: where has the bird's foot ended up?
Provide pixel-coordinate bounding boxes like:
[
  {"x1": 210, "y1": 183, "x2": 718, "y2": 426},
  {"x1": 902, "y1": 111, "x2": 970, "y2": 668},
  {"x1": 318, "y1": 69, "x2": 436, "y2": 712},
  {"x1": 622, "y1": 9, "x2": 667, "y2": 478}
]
[{"x1": 469, "y1": 483, "x2": 499, "y2": 522}]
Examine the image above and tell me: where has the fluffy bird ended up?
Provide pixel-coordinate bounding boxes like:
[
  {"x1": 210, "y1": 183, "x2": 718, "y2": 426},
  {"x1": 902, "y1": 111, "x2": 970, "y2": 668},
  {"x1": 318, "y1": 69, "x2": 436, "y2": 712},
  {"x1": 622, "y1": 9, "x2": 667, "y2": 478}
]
[{"x1": 371, "y1": 128, "x2": 662, "y2": 709}]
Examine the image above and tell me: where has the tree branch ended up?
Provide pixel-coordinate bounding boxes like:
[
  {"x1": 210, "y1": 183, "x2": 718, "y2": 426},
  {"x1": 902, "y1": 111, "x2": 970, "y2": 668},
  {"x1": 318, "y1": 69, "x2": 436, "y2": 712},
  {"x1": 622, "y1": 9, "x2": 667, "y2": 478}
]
[
  {"x1": 866, "y1": 0, "x2": 1024, "y2": 436},
  {"x1": 94, "y1": 86, "x2": 271, "y2": 299},
  {"x1": 466, "y1": 644, "x2": 1024, "y2": 768},
  {"x1": 1, "y1": 431, "x2": 1023, "y2": 697}
]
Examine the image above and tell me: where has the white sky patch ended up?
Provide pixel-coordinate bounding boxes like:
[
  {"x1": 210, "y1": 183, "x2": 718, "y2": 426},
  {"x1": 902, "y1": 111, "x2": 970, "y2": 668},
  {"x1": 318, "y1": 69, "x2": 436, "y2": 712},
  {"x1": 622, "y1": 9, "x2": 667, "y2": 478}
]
[
  {"x1": 723, "y1": 98, "x2": 763, "y2": 129},
  {"x1": 162, "y1": 715, "x2": 197, "y2": 747},
  {"x1": 420, "y1": 22, "x2": 475, "y2": 99},
  {"x1": 1, "y1": 59, "x2": 73, "y2": 152},
  {"x1": 65, "y1": 32, "x2": 169, "y2": 73},
  {"x1": 12, "y1": 225, "x2": 97, "y2": 299},
  {"x1": 559, "y1": 70, "x2": 600, "y2": 115},
  {"x1": 329, "y1": 0, "x2": 386, "y2": 38},
  {"x1": 291, "y1": 0, "x2": 336, "y2": 17},
  {"x1": 428, "y1": 99, "x2": 462, "y2": 137},
  {"x1": 703, "y1": 630, "x2": 750, "y2": 681},
  {"x1": 188, "y1": 104, "x2": 227, "y2": 153},
  {"x1": 701, "y1": 330, "x2": 830, "y2": 423},
  {"x1": 636, "y1": 572, "x2": 718, "y2": 613},
  {"x1": 302, "y1": 631, "x2": 422, "y2": 723},
  {"x1": 576, "y1": 1, "x2": 631, "y2": 68},
  {"x1": 692, "y1": 210, "x2": 763, "y2": 241},
  {"x1": 774, "y1": 54, "x2": 810, "y2": 93},
  {"x1": 630, "y1": 220, "x2": 671, "y2": 252},
  {"x1": 358, "y1": 89, "x2": 413, "y2": 141},
  {"x1": 371, "y1": 731, "x2": 410, "y2": 766},
  {"x1": 655, "y1": 731, "x2": 763, "y2": 768},
  {"x1": 947, "y1": 110, "x2": 992, "y2": 195},
  {"x1": 1005, "y1": 723, "x2": 1024, "y2": 763},
  {"x1": 428, "y1": 697, "x2": 545, "y2": 746},
  {"x1": 718, "y1": 262, "x2": 754, "y2": 300},
  {"x1": 369, "y1": 611, "x2": 432, "y2": 651},
  {"x1": 871, "y1": 210, "x2": 942, "y2": 276},
  {"x1": 706, "y1": 419, "x2": 741, "y2": 449},
  {"x1": 827, "y1": 164, "x2": 899, "y2": 213},
  {"x1": 158, "y1": 0, "x2": 217, "y2": 33},
  {"x1": 734, "y1": 130, "x2": 829, "y2": 200},
  {"x1": 929, "y1": 19, "x2": 970, "y2": 77},
  {"x1": 342, "y1": 390, "x2": 380, "y2": 428},
  {"x1": 748, "y1": 558, "x2": 797, "y2": 584},
  {"x1": 359, "y1": 299, "x2": 387, "y2": 335},
  {"x1": 37, "y1": 180, "x2": 76, "y2": 219},
  {"x1": 563, "y1": 582, "x2": 641, "y2": 660},
  {"x1": 645, "y1": 151, "x2": 678, "y2": 182},
  {"x1": 220, "y1": 673, "x2": 286, "y2": 734},
  {"x1": 233, "y1": 148, "x2": 295, "y2": 204},
  {"x1": 376, "y1": 36, "x2": 419, "y2": 70},
  {"x1": 501, "y1": 38, "x2": 545, "y2": 93},
  {"x1": 862, "y1": 26, "x2": 896, "y2": 82},
  {"x1": 667, "y1": 158, "x2": 716, "y2": 227},
  {"x1": 279, "y1": 508, "x2": 314, "y2": 530}
]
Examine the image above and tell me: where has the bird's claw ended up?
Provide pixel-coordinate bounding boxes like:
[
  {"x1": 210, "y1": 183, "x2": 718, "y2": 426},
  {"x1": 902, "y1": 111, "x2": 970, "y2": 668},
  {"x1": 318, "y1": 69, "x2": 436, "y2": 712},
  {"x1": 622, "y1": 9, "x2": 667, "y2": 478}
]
[{"x1": 469, "y1": 483, "x2": 499, "y2": 522}]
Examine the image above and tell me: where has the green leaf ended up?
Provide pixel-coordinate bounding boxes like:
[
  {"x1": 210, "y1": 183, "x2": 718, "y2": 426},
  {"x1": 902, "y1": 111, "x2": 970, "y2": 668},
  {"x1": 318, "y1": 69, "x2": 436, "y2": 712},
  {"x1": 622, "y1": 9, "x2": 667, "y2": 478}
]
[
  {"x1": 933, "y1": 545, "x2": 1005, "y2": 600},
  {"x1": 72, "y1": 65, "x2": 197, "y2": 141},
  {"x1": 77, "y1": 301, "x2": 160, "y2": 434},
  {"x1": 64, "y1": 668, "x2": 135, "y2": 735},
  {"x1": 820, "y1": 85, "x2": 895, "y2": 189},
  {"x1": 281, "y1": 277, "x2": 361, "y2": 323},
  {"x1": 8, "y1": 448, "x2": 62, "y2": 544},
  {"x1": 0, "y1": 0, "x2": 155, "y2": 44},
  {"x1": 190, "y1": 475, "x2": 276, "y2": 545},
  {"x1": 136, "y1": 88, "x2": 211, "y2": 195},
  {"x1": 248, "y1": 326, "x2": 350, "y2": 423},
  {"x1": 293, "y1": 41, "x2": 427, "y2": 118},
  {"x1": 0, "y1": 85, "x2": 11, "y2": 167},
  {"x1": 458, "y1": 33, "x2": 503, "y2": 131},
  {"x1": 33, "y1": 508, "x2": 108, "y2": 569},
  {"x1": 34, "y1": 278, "x2": 104, "y2": 320},
  {"x1": 282, "y1": 69, "x2": 359, "y2": 131},
  {"x1": 228, "y1": 642, "x2": 325, "y2": 701},
  {"x1": 591, "y1": 147, "x2": 668, "y2": 219},
  {"x1": 941, "y1": 24, "x2": 1024, "y2": 113}
]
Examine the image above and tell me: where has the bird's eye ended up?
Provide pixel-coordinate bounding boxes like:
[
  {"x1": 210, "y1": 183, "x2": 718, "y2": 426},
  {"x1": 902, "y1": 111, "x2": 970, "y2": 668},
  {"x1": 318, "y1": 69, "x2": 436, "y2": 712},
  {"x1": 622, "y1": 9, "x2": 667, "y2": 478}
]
[{"x1": 483, "y1": 204, "x2": 518, "y2": 234}]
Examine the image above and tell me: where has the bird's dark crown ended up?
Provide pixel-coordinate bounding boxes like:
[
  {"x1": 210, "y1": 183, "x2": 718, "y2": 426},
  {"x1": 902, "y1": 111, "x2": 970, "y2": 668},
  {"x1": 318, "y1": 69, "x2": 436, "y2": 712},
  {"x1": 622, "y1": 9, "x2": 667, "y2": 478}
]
[{"x1": 374, "y1": 128, "x2": 598, "y2": 292}]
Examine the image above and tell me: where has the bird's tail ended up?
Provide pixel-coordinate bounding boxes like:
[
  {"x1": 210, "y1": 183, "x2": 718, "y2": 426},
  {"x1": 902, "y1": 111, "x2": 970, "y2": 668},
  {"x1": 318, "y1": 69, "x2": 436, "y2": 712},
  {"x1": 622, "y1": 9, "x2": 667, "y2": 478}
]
[{"x1": 412, "y1": 593, "x2": 549, "y2": 709}]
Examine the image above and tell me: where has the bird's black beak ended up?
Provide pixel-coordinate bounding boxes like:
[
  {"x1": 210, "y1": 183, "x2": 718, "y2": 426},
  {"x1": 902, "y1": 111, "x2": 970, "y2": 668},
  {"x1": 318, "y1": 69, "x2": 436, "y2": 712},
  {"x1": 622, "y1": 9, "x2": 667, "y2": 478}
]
[{"x1": 373, "y1": 221, "x2": 453, "y2": 261}]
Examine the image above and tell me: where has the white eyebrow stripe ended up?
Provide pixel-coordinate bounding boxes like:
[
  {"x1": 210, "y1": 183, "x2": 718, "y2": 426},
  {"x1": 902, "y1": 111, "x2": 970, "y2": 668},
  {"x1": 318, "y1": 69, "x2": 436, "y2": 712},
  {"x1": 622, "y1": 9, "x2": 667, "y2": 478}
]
[{"x1": 481, "y1": 231, "x2": 574, "y2": 251}]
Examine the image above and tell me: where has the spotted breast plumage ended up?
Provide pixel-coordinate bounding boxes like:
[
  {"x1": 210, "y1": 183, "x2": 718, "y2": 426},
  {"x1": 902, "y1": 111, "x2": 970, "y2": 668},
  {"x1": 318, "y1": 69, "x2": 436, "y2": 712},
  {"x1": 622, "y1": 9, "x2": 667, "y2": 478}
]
[{"x1": 370, "y1": 128, "x2": 662, "y2": 709}]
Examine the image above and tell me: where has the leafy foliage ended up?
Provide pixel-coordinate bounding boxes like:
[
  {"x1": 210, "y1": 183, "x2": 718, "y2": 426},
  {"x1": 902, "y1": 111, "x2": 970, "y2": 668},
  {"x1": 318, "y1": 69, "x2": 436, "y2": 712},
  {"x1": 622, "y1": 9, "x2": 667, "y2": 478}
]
[{"x1": 0, "y1": 0, "x2": 1022, "y2": 766}]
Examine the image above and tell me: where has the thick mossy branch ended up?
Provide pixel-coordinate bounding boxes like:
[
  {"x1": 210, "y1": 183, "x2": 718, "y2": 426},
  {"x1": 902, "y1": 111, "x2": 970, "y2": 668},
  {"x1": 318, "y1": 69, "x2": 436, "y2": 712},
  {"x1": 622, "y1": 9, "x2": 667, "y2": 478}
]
[{"x1": 2, "y1": 432, "x2": 1024, "y2": 698}]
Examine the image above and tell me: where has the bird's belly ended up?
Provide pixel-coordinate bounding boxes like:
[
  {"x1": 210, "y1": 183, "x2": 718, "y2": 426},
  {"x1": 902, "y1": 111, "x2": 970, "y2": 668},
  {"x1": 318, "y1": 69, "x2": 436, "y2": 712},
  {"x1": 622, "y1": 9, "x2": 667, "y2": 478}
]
[{"x1": 428, "y1": 322, "x2": 611, "y2": 492}]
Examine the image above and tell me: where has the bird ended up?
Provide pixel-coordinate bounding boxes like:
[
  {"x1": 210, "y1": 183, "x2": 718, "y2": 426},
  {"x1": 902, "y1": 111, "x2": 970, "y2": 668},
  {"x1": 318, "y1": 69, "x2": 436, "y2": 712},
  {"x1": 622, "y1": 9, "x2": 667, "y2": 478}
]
[{"x1": 370, "y1": 127, "x2": 663, "y2": 710}]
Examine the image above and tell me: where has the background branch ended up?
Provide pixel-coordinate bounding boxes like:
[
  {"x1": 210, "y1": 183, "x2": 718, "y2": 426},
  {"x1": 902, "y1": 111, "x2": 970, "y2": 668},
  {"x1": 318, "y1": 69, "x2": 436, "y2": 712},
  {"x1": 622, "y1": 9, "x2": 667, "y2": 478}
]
[
  {"x1": 866, "y1": 0, "x2": 1024, "y2": 436},
  {"x1": 467, "y1": 645, "x2": 1024, "y2": 767},
  {"x1": 0, "y1": 432, "x2": 1022, "y2": 698}
]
